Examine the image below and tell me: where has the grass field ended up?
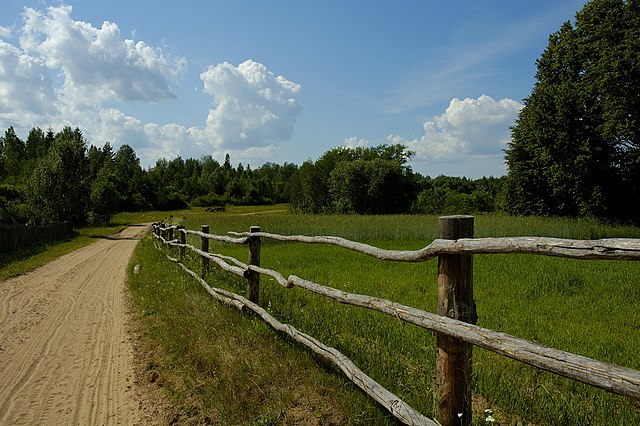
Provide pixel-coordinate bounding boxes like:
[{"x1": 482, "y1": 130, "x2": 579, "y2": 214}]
[
  {"x1": 126, "y1": 206, "x2": 640, "y2": 425},
  {"x1": 6, "y1": 207, "x2": 633, "y2": 424},
  {"x1": 3, "y1": 206, "x2": 637, "y2": 423}
]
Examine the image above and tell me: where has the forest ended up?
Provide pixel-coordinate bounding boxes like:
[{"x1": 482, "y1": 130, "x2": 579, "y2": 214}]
[
  {"x1": 0, "y1": 125, "x2": 505, "y2": 226},
  {"x1": 3, "y1": 0, "x2": 638, "y2": 227}
]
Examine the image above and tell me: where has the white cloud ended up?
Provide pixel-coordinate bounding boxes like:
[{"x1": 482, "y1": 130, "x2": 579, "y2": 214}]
[
  {"x1": 18, "y1": 5, "x2": 185, "y2": 106},
  {"x1": 390, "y1": 95, "x2": 522, "y2": 160},
  {"x1": 344, "y1": 136, "x2": 369, "y2": 148},
  {"x1": 0, "y1": 26, "x2": 12, "y2": 39},
  {"x1": 197, "y1": 60, "x2": 302, "y2": 150},
  {"x1": 0, "y1": 39, "x2": 57, "y2": 126},
  {"x1": 0, "y1": 5, "x2": 302, "y2": 168}
]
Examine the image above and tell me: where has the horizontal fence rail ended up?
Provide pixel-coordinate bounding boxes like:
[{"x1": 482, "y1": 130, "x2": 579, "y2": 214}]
[
  {"x1": 0, "y1": 221, "x2": 74, "y2": 252},
  {"x1": 229, "y1": 231, "x2": 640, "y2": 261},
  {"x1": 152, "y1": 218, "x2": 640, "y2": 426}
]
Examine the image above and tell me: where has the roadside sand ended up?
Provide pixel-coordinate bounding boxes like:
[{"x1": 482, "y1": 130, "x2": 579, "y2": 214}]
[{"x1": 0, "y1": 225, "x2": 154, "y2": 425}]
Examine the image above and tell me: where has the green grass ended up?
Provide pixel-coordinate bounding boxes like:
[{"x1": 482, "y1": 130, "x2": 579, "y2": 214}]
[
  {"x1": 145, "y1": 208, "x2": 640, "y2": 425},
  {"x1": 6, "y1": 206, "x2": 637, "y2": 424},
  {"x1": 128, "y1": 228, "x2": 395, "y2": 424}
]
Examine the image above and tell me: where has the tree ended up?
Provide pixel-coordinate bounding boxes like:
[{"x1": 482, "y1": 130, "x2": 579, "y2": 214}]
[
  {"x1": 505, "y1": 0, "x2": 640, "y2": 222},
  {"x1": 289, "y1": 144, "x2": 416, "y2": 214},
  {"x1": 26, "y1": 127, "x2": 89, "y2": 225},
  {"x1": 89, "y1": 166, "x2": 119, "y2": 224},
  {"x1": 1, "y1": 127, "x2": 26, "y2": 182}
]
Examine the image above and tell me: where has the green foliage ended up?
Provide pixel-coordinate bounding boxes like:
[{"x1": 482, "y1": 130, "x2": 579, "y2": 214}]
[
  {"x1": 0, "y1": 184, "x2": 28, "y2": 223},
  {"x1": 289, "y1": 144, "x2": 418, "y2": 214},
  {"x1": 89, "y1": 166, "x2": 120, "y2": 225},
  {"x1": 506, "y1": 0, "x2": 640, "y2": 223},
  {"x1": 412, "y1": 175, "x2": 505, "y2": 215},
  {"x1": 26, "y1": 127, "x2": 90, "y2": 225},
  {"x1": 0, "y1": 127, "x2": 26, "y2": 183}
]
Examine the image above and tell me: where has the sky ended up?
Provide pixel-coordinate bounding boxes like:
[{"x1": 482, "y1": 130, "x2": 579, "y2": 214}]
[{"x1": 0, "y1": 0, "x2": 587, "y2": 178}]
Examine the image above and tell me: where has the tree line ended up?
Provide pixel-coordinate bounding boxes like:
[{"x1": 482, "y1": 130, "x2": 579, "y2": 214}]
[
  {"x1": 4, "y1": 1, "x2": 637, "y2": 227},
  {"x1": 0, "y1": 126, "x2": 506, "y2": 226}
]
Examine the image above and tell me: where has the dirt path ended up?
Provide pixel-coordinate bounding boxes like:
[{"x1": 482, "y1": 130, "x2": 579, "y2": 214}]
[{"x1": 0, "y1": 225, "x2": 150, "y2": 425}]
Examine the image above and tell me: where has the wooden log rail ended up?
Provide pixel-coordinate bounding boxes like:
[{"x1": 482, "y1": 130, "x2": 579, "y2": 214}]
[
  {"x1": 229, "y1": 231, "x2": 640, "y2": 261},
  {"x1": 162, "y1": 252, "x2": 436, "y2": 426},
  {"x1": 151, "y1": 220, "x2": 640, "y2": 426}
]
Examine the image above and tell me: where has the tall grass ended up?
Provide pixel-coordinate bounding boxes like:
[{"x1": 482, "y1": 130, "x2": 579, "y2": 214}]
[{"x1": 141, "y1": 207, "x2": 640, "y2": 425}]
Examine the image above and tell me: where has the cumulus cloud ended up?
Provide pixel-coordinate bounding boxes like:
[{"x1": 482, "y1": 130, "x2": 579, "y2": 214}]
[
  {"x1": 0, "y1": 39, "x2": 57, "y2": 125},
  {"x1": 196, "y1": 60, "x2": 302, "y2": 150},
  {"x1": 0, "y1": 5, "x2": 302, "y2": 167},
  {"x1": 390, "y1": 95, "x2": 522, "y2": 161},
  {"x1": 18, "y1": 5, "x2": 185, "y2": 106}
]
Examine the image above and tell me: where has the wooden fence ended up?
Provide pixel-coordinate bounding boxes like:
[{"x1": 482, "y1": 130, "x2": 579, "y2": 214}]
[
  {"x1": 152, "y1": 215, "x2": 640, "y2": 426},
  {"x1": 0, "y1": 221, "x2": 74, "y2": 253}
]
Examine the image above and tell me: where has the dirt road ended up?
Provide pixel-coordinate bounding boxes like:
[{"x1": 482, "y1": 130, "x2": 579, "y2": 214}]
[{"x1": 0, "y1": 225, "x2": 149, "y2": 425}]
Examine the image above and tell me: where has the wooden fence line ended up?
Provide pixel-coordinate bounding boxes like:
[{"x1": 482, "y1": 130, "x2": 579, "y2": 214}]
[
  {"x1": 160, "y1": 250, "x2": 435, "y2": 426},
  {"x1": 159, "y1": 234, "x2": 640, "y2": 400},
  {"x1": 152, "y1": 219, "x2": 640, "y2": 426},
  {"x1": 0, "y1": 221, "x2": 74, "y2": 252}
]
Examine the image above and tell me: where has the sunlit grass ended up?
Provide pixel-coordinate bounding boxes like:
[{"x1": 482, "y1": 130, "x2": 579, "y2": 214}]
[
  {"x1": 128, "y1": 232, "x2": 394, "y2": 424},
  {"x1": 148, "y1": 208, "x2": 640, "y2": 424}
]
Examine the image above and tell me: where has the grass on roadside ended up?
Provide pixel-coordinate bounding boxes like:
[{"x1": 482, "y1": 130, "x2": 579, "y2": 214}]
[{"x1": 127, "y1": 234, "x2": 396, "y2": 425}]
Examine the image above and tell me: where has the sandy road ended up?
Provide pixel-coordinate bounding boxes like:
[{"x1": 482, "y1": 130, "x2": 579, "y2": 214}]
[{"x1": 0, "y1": 225, "x2": 149, "y2": 425}]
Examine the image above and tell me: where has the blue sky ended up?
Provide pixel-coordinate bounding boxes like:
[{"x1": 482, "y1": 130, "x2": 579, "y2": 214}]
[{"x1": 0, "y1": 0, "x2": 587, "y2": 177}]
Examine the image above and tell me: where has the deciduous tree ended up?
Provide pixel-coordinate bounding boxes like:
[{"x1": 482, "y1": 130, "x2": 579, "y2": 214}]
[{"x1": 505, "y1": 0, "x2": 640, "y2": 222}]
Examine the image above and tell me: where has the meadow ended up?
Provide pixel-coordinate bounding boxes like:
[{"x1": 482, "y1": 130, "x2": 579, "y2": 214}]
[{"x1": 129, "y1": 206, "x2": 640, "y2": 425}]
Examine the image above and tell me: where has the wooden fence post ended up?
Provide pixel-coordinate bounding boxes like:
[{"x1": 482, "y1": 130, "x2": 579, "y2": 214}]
[
  {"x1": 201, "y1": 225, "x2": 209, "y2": 278},
  {"x1": 168, "y1": 226, "x2": 174, "y2": 244},
  {"x1": 178, "y1": 225, "x2": 186, "y2": 261},
  {"x1": 247, "y1": 226, "x2": 261, "y2": 304},
  {"x1": 436, "y1": 215, "x2": 475, "y2": 426}
]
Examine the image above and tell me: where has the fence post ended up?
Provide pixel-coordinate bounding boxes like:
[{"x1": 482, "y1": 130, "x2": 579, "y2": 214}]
[
  {"x1": 178, "y1": 225, "x2": 186, "y2": 261},
  {"x1": 436, "y1": 215, "x2": 475, "y2": 426},
  {"x1": 201, "y1": 225, "x2": 209, "y2": 278},
  {"x1": 247, "y1": 226, "x2": 261, "y2": 304},
  {"x1": 168, "y1": 226, "x2": 174, "y2": 244}
]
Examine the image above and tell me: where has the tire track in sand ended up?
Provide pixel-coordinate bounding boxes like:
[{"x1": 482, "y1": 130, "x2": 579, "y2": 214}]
[{"x1": 0, "y1": 225, "x2": 148, "y2": 425}]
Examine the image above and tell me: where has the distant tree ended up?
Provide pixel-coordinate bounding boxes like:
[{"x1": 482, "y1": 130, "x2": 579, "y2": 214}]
[
  {"x1": 24, "y1": 127, "x2": 45, "y2": 161},
  {"x1": 289, "y1": 144, "x2": 416, "y2": 214},
  {"x1": 26, "y1": 127, "x2": 89, "y2": 225},
  {"x1": 505, "y1": 0, "x2": 640, "y2": 222},
  {"x1": 113, "y1": 144, "x2": 150, "y2": 211},
  {"x1": 89, "y1": 166, "x2": 120, "y2": 224},
  {"x1": 0, "y1": 127, "x2": 25, "y2": 182}
]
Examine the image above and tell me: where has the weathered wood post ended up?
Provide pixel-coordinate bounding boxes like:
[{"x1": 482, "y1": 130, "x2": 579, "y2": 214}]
[
  {"x1": 201, "y1": 225, "x2": 209, "y2": 278},
  {"x1": 178, "y1": 225, "x2": 186, "y2": 261},
  {"x1": 247, "y1": 226, "x2": 261, "y2": 304},
  {"x1": 436, "y1": 215, "x2": 475, "y2": 426},
  {"x1": 167, "y1": 226, "x2": 174, "y2": 244}
]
